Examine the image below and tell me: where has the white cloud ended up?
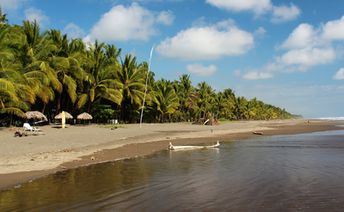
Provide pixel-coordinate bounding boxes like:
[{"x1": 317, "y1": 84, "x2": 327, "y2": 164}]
[
  {"x1": 63, "y1": 23, "x2": 85, "y2": 39},
  {"x1": 279, "y1": 47, "x2": 336, "y2": 67},
  {"x1": 333, "y1": 68, "x2": 344, "y2": 80},
  {"x1": 156, "y1": 20, "x2": 254, "y2": 60},
  {"x1": 271, "y1": 4, "x2": 300, "y2": 23},
  {"x1": 254, "y1": 26, "x2": 266, "y2": 37},
  {"x1": 187, "y1": 64, "x2": 217, "y2": 76},
  {"x1": 281, "y1": 23, "x2": 317, "y2": 49},
  {"x1": 157, "y1": 10, "x2": 174, "y2": 25},
  {"x1": 206, "y1": 0, "x2": 301, "y2": 23},
  {"x1": 242, "y1": 47, "x2": 336, "y2": 80},
  {"x1": 242, "y1": 71, "x2": 273, "y2": 80},
  {"x1": 206, "y1": 0, "x2": 271, "y2": 15},
  {"x1": 242, "y1": 16, "x2": 344, "y2": 80},
  {"x1": 88, "y1": 3, "x2": 173, "y2": 42},
  {"x1": 322, "y1": 16, "x2": 344, "y2": 41},
  {"x1": 82, "y1": 35, "x2": 93, "y2": 50},
  {"x1": 244, "y1": 62, "x2": 284, "y2": 77},
  {"x1": 0, "y1": 0, "x2": 26, "y2": 11},
  {"x1": 191, "y1": 16, "x2": 209, "y2": 27},
  {"x1": 24, "y1": 7, "x2": 49, "y2": 27}
]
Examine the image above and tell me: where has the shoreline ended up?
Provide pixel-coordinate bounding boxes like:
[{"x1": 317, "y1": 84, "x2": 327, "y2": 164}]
[{"x1": 0, "y1": 119, "x2": 342, "y2": 191}]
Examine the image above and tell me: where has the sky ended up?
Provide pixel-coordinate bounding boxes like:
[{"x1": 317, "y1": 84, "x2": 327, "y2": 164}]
[{"x1": 1, "y1": 0, "x2": 344, "y2": 118}]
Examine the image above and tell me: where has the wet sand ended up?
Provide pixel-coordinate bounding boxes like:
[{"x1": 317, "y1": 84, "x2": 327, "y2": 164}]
[{"x1": 0, "y1": 119, "x2": 341, "y2": 190}]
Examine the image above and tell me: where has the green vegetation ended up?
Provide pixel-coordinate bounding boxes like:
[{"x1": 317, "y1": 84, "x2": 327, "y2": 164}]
[{"x1": 0, "y1": 12, "x2": 292, "y2": 125}]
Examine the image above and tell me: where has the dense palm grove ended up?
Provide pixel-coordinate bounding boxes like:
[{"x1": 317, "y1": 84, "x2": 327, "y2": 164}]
[{"x1": 0, "y1": 11, "x2": 292, "y2": 125}]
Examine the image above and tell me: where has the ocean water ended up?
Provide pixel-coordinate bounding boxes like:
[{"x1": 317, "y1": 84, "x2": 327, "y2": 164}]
[
  {"x1": 1, "y1": 130, "x2": 344, "y2": 211},
  {"x1": 315, "y1": 117, "x2": 344, "y2": 121}
]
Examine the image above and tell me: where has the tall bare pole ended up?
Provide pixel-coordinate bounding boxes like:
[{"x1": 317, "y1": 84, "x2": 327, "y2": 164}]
[{"x1": 139, "y1": 45, "x2": 154, "y2": 128}]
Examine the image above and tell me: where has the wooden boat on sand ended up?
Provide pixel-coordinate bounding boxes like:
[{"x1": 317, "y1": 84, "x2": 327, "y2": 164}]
[{"x1": 168, "y1": 141, "x2": 220, "y2": 151}]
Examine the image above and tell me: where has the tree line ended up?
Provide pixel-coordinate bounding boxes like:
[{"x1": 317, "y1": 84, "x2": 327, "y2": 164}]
[{"x1": 0, "y1": 9, "x2": 293, "y2": 125}]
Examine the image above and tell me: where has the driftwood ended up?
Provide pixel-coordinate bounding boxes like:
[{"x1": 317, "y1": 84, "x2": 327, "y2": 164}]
[
  {"x1": 168, "y1": 141, "x2": 220, "y2": 150},
  {"x1": 14, "y1": 129, "x2": 44, "y2": 137},
  {"x1": 193, "y1": 118, "x2": 219, "y2": 126},
  {"x1": 253, "y1": 131, "x2": 264, "y2": 135}
]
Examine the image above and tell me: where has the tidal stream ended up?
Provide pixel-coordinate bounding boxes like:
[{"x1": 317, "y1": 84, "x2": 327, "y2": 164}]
[{"x1": 1, "y1": 130, "x2": 344, "y2": 211}]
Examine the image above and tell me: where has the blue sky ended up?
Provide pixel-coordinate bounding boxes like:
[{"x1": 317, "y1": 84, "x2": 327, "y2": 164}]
[{"x1": 1, "y1": 0, "x2": 344, "y2": 118}]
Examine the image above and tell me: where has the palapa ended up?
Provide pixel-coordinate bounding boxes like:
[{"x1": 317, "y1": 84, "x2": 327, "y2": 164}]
[
  {"x1": 55, "y1": 112, "x2": 73, "y2": 119},
  {"x1": 77, "y1": 112, "x2": 93, "y2": 120},
  {"x1": 25, "y1": 111, "x2": 48, "y2": 121}
]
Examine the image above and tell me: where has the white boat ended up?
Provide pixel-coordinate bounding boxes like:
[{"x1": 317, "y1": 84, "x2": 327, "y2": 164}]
[{"x1": 168, "y1": 141, "x2": 220, "y2": 151}]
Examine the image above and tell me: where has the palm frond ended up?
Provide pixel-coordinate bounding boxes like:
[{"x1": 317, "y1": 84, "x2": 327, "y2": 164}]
[
  {"x1": 63, "y1": 75, "x2": 77, "y2": 103},
  {"x1": 77, "y1": 93, "x2": 88, "y2": 109},
  {"x1": 0, "y1": 107, "x2": 25, "y2": 117}
]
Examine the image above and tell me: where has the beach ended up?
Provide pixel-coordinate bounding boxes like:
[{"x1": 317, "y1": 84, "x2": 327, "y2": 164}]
[{"x1": 0, "y1": 119, "x2": 341, "y2": 190}]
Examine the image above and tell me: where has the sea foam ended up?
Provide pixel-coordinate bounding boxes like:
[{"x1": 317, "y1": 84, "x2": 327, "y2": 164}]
[{"x1": 315, "y1": 117, "x2": 344, "y2": 120}]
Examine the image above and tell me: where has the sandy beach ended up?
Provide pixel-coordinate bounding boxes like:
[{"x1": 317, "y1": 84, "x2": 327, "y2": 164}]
[{"x1": 0, "y1": 119, "x2": 341, "y2": 190}]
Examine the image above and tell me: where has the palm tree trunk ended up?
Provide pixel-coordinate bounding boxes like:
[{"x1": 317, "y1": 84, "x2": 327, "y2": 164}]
[
  {"x1": 87, "y1": 101, "x2": 92, "y2": 113},
  {"x1": 56, "y1": 93, "x2": 62, "y2": 114},
  {"x1": 121, "y1": 102, "x2": 126, "y2": 123},
  {"x1": 41, "y1": 103, "x2": 46, "y2": 113}
]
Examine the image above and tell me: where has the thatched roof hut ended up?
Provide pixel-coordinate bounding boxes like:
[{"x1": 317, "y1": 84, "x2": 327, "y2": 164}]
[
  {"x1": 54, "y1": 112, "x2": 73, "y2": 119},
  {"x1": 77, "y1": 112, "x2": 93, "y2": 120},
  {"x1": 25, "y1": 111, "x2": 48, "y2": 121}
]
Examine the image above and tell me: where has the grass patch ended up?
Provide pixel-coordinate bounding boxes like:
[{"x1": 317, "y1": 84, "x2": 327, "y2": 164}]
[{"x1": 218, "y1": 119, "x2": 235, "y2": 124}]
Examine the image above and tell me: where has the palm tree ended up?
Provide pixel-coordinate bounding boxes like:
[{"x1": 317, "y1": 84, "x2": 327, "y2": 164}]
[
  {"x1": 17, "y1": 22, "x2": 62, "y2": 113},
  {"x1": 174, "y1": 74, "x2": 196, "y2": 121},
  {"x1": 234, "y1": 97, "x2": 249, "y2": 120},
  {"x1": 195, "y1": 81, "x2": 215, "y2": 119},
  {"x1": 0, "y1": 21, "x2": 36, "y2": 118},
  {"x1": 117, "y1": 54, "x2": 146, "y2": 122},
  {"x1": 46, "y1": 30, "x2": 86, "y2": 112},
  {"x1": 218, "y1": 88, "x2": 236, "y2": 120},
  {"x1": 0, "y1": 7, "x2": 8, "y2": 25},
  {"x1": 0, "y1": 63, "x2": 34, "y2": 120},
  {"x1": 153, "y1": 79, "x2": 179, "y2": 122},
  {"x1": 105, "y1": 44, "x2": 121, "y2": 64},
  {"x1": 0, "y1": 77, "x2": 30, "y2": 119},
  {"x1": 77, "y1": 40, "x2": 122, "y2": 112},
  {"x1": 0, "y1": 25, "x2": 14, "y2": 65}
]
